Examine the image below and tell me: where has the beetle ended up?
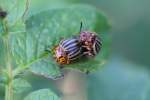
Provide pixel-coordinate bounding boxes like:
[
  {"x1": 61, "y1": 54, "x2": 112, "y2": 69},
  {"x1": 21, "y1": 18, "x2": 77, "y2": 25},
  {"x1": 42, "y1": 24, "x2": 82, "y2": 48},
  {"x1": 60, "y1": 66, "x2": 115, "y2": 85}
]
[
  {"x1": 53, "y1": 37, "x2": 82, "y2": 64},
  {"x1": 79, "y1": 22, "x2": 102, "y2": 56}
]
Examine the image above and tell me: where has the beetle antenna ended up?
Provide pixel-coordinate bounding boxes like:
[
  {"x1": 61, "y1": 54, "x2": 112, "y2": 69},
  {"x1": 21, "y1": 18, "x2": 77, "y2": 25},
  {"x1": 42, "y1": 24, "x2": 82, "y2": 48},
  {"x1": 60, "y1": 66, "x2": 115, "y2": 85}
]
[{"x1": 80, "y1": 21, "x2": 83, "y2": 32}]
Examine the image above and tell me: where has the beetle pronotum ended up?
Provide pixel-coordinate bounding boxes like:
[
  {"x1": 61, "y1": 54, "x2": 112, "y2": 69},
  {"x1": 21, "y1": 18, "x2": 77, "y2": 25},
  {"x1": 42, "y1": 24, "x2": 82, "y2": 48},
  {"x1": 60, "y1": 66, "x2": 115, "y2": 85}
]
[{"x1": 79, "y1": 22, "x2": 102, "y2": 56}]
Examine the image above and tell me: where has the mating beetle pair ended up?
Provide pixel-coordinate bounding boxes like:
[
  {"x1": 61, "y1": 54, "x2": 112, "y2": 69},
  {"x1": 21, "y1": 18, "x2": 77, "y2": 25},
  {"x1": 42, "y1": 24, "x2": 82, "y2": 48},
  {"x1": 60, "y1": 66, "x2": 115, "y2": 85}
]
[{"x1": 53, "y1": 22, "x2": 102, "y2": 64}]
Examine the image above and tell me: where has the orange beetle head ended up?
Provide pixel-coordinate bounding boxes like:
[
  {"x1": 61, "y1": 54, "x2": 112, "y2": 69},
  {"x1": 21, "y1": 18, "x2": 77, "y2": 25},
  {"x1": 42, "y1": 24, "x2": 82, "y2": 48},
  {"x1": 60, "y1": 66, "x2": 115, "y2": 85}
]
[
  {"x1": 53, "y1": 46, "x2": 69, "y2": 64},
  {"x1": 57, "y1": 56, "x2": 69, "y2": 64}
]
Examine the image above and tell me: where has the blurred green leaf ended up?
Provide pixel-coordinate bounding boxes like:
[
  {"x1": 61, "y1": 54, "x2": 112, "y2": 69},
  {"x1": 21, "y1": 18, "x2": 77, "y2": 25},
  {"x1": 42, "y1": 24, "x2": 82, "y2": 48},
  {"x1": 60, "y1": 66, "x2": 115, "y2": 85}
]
[
  {"x1": 25, "y1": 5, "x2": 110, "y2": 72},
  {"x1": 28, "y1": 0, "x2": 81, "y2": 17},
  {"x1": 13, "y1": 78, "x2": 32, "y2": 94},
  {"x1": 24, "y1": 89, "x2": 60, "y2": 100},
  {"x1": 87, "y1": 58, "x2": 150, "y2": 100}
]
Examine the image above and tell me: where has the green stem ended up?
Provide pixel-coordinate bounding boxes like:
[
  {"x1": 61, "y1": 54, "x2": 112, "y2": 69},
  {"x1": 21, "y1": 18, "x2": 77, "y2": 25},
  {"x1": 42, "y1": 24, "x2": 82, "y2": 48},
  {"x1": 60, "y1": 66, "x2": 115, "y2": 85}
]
[
  {"x1": 5, "y1": 67, "x2": 13, "y2": 100},
  {"x1": 3, "y1": 19, "x2": 13, "y2": 100}
]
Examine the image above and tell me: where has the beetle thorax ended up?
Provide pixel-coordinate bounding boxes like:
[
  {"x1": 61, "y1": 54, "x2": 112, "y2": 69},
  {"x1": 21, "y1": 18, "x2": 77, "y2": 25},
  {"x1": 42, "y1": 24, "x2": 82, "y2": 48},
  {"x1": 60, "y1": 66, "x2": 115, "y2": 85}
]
[
  {"x1": 54, "y1": 46, "x2": 69, "y2": 64},
  {"x1": 80, "y1": 31, "x2": 96, "y2": 47}
]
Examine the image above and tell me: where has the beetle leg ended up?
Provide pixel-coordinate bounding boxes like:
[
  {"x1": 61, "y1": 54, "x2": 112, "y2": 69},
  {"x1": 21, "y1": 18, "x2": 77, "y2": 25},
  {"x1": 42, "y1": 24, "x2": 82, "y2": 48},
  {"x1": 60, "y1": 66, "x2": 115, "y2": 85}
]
[
  {"x1": 82, "y1": 45, "x2": 92, "y2": 51},
  {"x1": 67, "y1": 60, "x2": 70, "y2": 64}
]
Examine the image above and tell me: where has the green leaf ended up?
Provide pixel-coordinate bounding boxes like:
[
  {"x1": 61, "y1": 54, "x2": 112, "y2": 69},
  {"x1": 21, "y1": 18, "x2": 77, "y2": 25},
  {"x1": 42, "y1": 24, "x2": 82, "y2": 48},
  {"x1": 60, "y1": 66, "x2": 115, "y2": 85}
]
[
  {"x1": 24, "y1": 89, "x2": 60, "y2": 100},
  {"x1": 25, "y1": 5, "x2": 110, "y2": 72},
  {"x1": 10, "y1": 30, "x2": 62, "y2": 79},
  {"x1": 12, "y1": 78, "x2": 32, "y2": 100},
  {"x1": 29, "y1": 56, "x2": 63, "y2": 79},
  {"x1": 1, "y1": 9, "x2": 60, "y2": 79},
  {"x1": 13, "y1": 78, "x2": 32, "y2": 94}
]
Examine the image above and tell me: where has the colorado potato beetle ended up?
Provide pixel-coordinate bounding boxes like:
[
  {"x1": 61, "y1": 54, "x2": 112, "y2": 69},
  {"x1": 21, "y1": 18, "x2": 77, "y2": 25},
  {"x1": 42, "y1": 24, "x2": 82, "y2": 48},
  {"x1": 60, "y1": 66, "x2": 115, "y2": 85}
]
[
  {"x1": 53, "y1": 37, "x2": 82, "y2": 64},
  {"x1": 79, "y1": 22, "x2": 102, "y2": 56}
]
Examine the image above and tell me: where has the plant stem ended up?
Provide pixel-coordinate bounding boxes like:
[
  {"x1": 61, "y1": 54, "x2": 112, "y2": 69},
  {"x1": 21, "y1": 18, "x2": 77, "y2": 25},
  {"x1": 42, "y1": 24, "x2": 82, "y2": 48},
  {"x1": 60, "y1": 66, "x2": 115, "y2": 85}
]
[
  {"x1": 5, "y1": 66, "x2": 13, "y2": 100},
  {"x1": 3, "y1": 19, "x2": 13, "y2": 100},
  {"x1": 56, "y1": 69, "x2": 87, "y2": 100}
]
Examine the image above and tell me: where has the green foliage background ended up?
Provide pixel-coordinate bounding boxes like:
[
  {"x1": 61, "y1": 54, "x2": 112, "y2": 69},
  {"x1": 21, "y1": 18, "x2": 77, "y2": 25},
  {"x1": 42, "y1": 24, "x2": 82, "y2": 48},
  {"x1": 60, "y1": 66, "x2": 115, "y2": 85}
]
[{"x1": 0, "y1": 0, "x2": 150, "y2": 100}]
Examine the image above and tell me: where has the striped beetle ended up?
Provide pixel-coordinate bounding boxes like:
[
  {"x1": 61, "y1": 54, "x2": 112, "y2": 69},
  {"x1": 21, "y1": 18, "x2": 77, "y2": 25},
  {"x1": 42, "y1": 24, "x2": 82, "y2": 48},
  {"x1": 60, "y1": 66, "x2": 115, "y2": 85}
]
[
  {"x1": 53, "y1": 37, "x2": 82, "y2": 64},
  {"x1": 79, "y1": 22, "x2": 102, "y2": 56}
]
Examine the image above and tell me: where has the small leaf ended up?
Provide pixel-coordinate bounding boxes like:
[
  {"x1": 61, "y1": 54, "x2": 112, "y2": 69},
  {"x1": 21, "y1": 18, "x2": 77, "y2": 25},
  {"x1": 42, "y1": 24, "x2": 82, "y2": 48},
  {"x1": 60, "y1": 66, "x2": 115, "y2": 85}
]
[
  {"x1": 24, "y1": 89, "x2": 60, "y2": 100},
  {"x1": 13, "y1": 78, "x2": 32, "y2": 94},
  {"x1": 29, "y1": 56, "x2": 63, "y2": 79}
]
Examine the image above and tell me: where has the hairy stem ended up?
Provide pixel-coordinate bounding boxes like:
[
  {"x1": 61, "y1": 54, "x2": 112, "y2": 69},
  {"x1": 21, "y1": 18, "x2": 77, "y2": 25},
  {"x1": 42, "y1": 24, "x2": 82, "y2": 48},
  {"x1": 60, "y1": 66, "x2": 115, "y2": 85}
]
[
  {"x1": 3, "y1": 19, "x2": 13, "y2": 100},
  {"x1": 5, "y1": 66, "x2": 13, "y2": 100}
]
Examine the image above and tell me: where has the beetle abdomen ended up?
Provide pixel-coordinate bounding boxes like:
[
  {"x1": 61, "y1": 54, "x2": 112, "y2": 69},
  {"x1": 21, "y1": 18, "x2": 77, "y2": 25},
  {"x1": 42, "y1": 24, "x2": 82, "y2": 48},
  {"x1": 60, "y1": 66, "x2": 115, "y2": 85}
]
[
  {"x1": 79, "y1": 31, "x2": 102, "y2": 56},
  {"x1": 59, "y1": 37, "x2": 82, "y2": 62},
  {"x1": 93, "y1": 37, "x2": 102, "y2": 55}
]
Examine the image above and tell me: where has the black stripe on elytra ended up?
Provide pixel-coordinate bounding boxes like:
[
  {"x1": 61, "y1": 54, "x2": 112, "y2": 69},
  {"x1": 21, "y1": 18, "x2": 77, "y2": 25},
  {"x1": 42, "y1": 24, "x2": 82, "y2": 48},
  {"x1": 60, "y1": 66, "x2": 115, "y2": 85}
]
[{"x1": 61, "y1": 38, "x2": 78, "y2": 48}]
